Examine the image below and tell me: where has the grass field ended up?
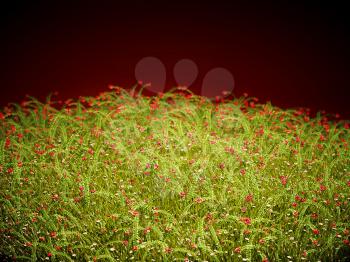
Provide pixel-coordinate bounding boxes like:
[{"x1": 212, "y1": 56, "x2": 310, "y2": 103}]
[{"x1": 1, "y1": 85, "x2": 350, "y2": 261}]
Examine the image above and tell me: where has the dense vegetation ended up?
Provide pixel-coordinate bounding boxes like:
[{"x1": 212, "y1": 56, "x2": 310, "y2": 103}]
[{"x1": 1, "y1": 86, "x2": 349, "y2": 261}]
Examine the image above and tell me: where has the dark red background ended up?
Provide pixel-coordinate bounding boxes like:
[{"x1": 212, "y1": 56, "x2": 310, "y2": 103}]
[{"x1": 1, "y1": 1, "x2": 350, "y2": 117}]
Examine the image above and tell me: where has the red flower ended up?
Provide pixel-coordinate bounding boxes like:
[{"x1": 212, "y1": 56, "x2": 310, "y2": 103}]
[
  {"x1": 240, "y1": 169, "x2": 246, "y2": 176},
  {"x1": 256, "y1": 127, "x2": 264, "y2": 136},
  {"x1": 39, "y1": 236, "x2": 45, "y2": 242},
  {"x1": 5, "y1": 138, "x2": 11, "y2": 149},
  {"x1": 320, "y1": 184, "x2": 327, "y2": 192},
  {"x1": 194, "y1": 197, "x2": 204, "y2": 204},
  {"x1": 312, "y1": 229, "x2": 320, "y2": 235},
  {"x1": 179, "y1": 191, "x2": 187, "y2": 198},
  {"x1": 243, "y1": 229, "x2": 251, "y2": 235},
  {"x1": 240, "y1": 217, "x2": 251, "y2": 225},
  {"x1": 144, "y1": 227, "x2": 151, "y2": 234},
  {"x1": 50, "y1": 231, "x2": 57, "y2": 238},
  {"x1": 343, "y1": 239, "x2": 349, "y2": 246},
  {"x1": 280, "y1": 176, "x2": 287, "y2": 186},
  {"x1": 245, "y1": 193, "x2": 253, "y2": 202},
  {"x1": 47, "y1": 252, "x2": 52, "y2": 257},
  {"x1": 150, "y1": 100, "x2": 159, "y2": 110},
  {"x1": 164, "y1": 247, "x2": 172, "y2": 254},
  {"x1": 132, "y1": 245, "x2": 138, "y2": 251},
  {"x1": 311, "y1": 213, "x2": 318, "y2": 219},
  {"x1": 234, "y1": 246, "x2": 241, "y2": 253},
  {"x1": 130, "y1": 210, "x2": 139, "y2": 217},
  {"x1": 0, "y1": 112, "x2": 4, "y2": 120}
]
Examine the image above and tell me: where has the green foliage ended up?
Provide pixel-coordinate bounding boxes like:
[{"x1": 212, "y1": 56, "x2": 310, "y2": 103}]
[{"x1": 0, "y1": 86, "x2": 349, "y2": 260}]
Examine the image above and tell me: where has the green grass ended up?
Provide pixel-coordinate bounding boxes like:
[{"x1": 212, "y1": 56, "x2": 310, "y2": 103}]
[{"x1": 1, "y1": 85, "x2": 350, "y2": 261}]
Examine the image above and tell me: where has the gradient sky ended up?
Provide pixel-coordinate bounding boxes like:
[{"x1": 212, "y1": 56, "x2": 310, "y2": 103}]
[{"x1": 1, "y1": 1, "x2": 350, "y2": 117}]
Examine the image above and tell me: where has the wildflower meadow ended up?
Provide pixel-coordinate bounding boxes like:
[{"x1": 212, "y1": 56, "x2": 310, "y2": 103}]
[{"x1": 0, "y1": 86, "x2": 349, "y2": 261}]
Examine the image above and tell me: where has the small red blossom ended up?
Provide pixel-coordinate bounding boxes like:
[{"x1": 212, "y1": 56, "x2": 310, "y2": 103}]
[
  {"x1": 240, "y1": 217, "x2": 251, "y2": 225},
  {"x1": 205, "y1": 212, "x2": 213, "y2": 221},
  {"x1": 194, "y1": 197, "x2": 204, "y2": 204},
  {"x1": 245, "y1": 193, "x2": 253, "y2": 202},
  {"x1": 311, "y1": 213, "x2": 318, "y2": 219},
  {"x1": 234, "y1": 246, "x2": 241, "y2": 253},
  {"x1": 5, "y1": 138, "x2": 11, "y2": 149},
  {"x1": 164, "y1": 247, "x2": 172, "y2": 254},
  {"x1": 7, "y1": 168, "x2": 14, "y2": 174},
  {"x1": 319, "y1": 134, "x2": 326, "y2": 141},
  {"x1": 39, "y1": 236, "x2": 45, "y2": 242},
  {"x1": 280, "y1": 176, "x2": 288, "y2": 186},
  {"x1": 0, "y1": 112, "x2": 4, "y2": 120},
  {"x1": 47, "y1": 252, "x2": 52, "y2": 257},
  {"x1": 132, "y1": 245, "x2": 138, "y2": 251},
  {"x1": 150, "y1": 100, "x2": 159, "y2": 110},
  {"x1": 343, "y1": 239, "x2": 350, "y2": 245},
  {"x1": 144, "y1": 227, "x2": 151, "y2": 234},
  {"x1": 243, "y1": 229, "x2": 251, "y2": 235},
  {"x1": 130, "y1": 210, "x2": 139, "y2": 217},
  {"x1": 179, "y1": 191, "x2": 187, "y2": 198},
  {"x1": 240, "y1": 169, "x2": 246, "y2": 176},
  {"x1": 320, "y1": 184, "x2": 327, "y2": 192},
  {"x1": 256, "y1": 127, "x2": 264, "y2": 136},
  {"x1": 50, "y1": 231, "x2": 57, "y2": 238},
  {"x1": 312, "y1": 229, "x2": 320, "y2": 235}
]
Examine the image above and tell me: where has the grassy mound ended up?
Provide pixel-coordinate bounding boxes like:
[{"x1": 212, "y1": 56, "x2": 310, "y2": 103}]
[{"x1": 1, "y1": 86, "x2": 350, "y2": 261}]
